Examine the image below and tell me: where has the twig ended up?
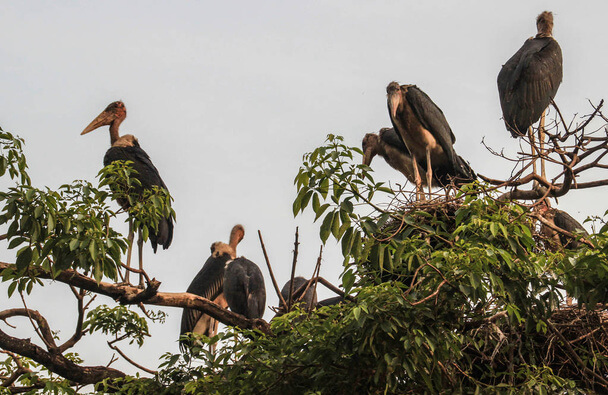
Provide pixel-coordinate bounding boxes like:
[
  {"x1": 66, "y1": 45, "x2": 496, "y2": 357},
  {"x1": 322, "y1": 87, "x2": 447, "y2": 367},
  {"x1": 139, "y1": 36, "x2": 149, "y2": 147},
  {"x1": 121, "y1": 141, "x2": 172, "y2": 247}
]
[
  {"x1": 287, "y1": 227, "x2": 300, "y2": 312},
  {"x1": 107, "y1": 341, "x2": 157, "y2": 375},
  {"x1": 257, "y1": 231, "x2": 288, "y2": 309}
]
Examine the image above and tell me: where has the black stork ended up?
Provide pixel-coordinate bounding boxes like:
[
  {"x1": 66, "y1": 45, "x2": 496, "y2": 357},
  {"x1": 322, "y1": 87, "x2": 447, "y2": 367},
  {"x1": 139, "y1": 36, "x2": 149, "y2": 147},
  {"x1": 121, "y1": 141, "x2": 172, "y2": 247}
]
[
  {"x1": 180, "y1": 225, "x2": 244, "y2": 350},
  {"x1": 223, "y1": 257, "x2": 266, "y2": 319},
  {"x1": 81, "y1": 101, "x2": 173, "y2": 286},
  {"x1": 279, "y1": 276, "x2": 317, "y2": 312},
  {"x1": 497, "y1": 11, "x2": 563, "y2": 178},
  {"x1": 386, "y1": 82, "x2": 476, "y2": 199}
]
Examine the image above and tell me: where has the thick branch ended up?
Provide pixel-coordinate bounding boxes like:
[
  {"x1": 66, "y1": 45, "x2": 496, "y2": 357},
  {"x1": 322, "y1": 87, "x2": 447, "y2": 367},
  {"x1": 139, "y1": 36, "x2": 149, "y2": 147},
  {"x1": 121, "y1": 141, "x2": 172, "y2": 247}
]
[
  {"x1": 0, "y1": 262, "x2": 271, "y2": 335},
  {"x1": 0, "y1": 326, "x2": 125, "y2": 385},
  {"x1": 0, "y1": 308, "x2": 57, "y2": 351}
]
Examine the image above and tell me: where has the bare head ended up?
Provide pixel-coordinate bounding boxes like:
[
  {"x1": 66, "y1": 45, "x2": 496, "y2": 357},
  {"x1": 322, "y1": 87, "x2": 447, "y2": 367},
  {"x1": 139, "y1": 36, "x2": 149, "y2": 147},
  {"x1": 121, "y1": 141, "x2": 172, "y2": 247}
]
[
  {"x1": 210, "y1": 241, "x2": 236, "y2": 259},
  {"x1": 229, "y1": 224, "x2": 245, "y2": 252},
  {"x1": 81, "y1": 101, "x2": 127, "y2": 136},
  {"x1": 386, "y1": 81, "x2": 401, "y2": 96},
  {"x1": 536, "y1": 11, "x2": 554, "y2": 37},
  {"x1": 362, "y1": 133, "x2": 379, "y2": 166}
]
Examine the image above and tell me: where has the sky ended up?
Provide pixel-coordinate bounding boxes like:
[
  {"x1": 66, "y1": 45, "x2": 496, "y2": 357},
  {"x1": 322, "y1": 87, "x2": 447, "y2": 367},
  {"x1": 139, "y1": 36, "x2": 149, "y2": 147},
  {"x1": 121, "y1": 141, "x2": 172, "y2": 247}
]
[{"x1": 1, "y1": 0, "x2": 607, "y2": 377}]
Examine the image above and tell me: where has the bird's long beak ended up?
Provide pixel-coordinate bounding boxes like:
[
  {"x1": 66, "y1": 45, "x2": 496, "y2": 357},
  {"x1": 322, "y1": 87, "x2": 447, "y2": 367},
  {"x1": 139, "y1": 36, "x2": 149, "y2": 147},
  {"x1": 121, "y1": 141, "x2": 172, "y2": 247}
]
[
  {"x1": 81, "y1": 110, "x2": 114, "y2": 135},
  {"x1": 389, "y1": 94, "x2": 401, "y2": 121},
  {"x1": 363, "y1": 148, "x2": 373, "y2": 166}
]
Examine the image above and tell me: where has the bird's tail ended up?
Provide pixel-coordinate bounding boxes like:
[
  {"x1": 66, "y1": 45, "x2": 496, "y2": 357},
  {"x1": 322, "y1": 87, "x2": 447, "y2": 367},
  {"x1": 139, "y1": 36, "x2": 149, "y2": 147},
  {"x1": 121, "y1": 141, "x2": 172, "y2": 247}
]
[{"x1": 150, "y1": 216, "x2": 174, "y2": 253}]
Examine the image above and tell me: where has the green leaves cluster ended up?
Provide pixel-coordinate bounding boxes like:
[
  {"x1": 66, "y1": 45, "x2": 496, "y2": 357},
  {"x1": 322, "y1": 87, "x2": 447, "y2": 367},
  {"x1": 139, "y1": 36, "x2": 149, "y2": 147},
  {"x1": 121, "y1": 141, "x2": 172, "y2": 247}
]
[
  {"x1": 84, "y1": 305, "x2": 165, "y2": 347},
  {"x1": 98, "y1": 161, "x2": 175, "y2": 244}
]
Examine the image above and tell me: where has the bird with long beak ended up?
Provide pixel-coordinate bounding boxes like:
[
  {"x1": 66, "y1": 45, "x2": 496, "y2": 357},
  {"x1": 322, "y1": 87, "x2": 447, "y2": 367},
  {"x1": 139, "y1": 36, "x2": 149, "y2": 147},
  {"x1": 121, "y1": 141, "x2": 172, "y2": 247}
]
[
  {"x1": 81, "y1": 101, "x2": 174, "y2": 286},
  {"x1": 386, "y1": 82, "x2": 475, "y2": 199}
]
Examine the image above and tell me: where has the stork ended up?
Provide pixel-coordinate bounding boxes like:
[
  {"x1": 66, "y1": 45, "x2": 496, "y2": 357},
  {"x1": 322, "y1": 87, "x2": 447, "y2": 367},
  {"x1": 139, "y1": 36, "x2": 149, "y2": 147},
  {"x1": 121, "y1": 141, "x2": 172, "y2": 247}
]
[
  {"x1": 81, "y1": 101, "x2": 173, "y2": 286},
  {"x1": 386, "y1": 83, "x2": 476, "y2": 199},
  {"x1": 539, "y1": 204, "x2": 588, "y2": 250},
  {"x1": 223, "y1": 257, "x2": 266, "y2": 319},
  {"x1": 363, "y1": 127, "x2": 474, "y2": 188},
  {"x1": 179, "y1": 225, "x2": 244, "y2": 351},
  {"x1": 279, "y1": 276, "x2": 317, "y2": 312},
  {"x1": 497, "y1": 11, "x2": 563, "y2": 180}
]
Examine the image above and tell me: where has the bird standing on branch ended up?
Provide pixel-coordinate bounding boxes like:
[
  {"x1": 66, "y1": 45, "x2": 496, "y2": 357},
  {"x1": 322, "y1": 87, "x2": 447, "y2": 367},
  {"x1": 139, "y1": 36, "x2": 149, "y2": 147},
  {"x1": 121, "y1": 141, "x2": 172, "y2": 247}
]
[
  {"x1": 81, "y1": 101, "x2": 174, "y2": 286},
  {"x1": 386, "y1": 82, "x2": 475, "y2": 199},
  {"x1": 497, "y1": 11, "x2": 563, "y2": 180}
]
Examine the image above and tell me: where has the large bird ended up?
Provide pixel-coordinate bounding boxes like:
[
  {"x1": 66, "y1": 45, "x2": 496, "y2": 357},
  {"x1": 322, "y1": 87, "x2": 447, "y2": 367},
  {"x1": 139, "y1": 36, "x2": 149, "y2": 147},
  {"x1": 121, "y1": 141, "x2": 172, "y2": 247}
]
[
  {"x1": 497, "y1": 11, "x2": 562, "y2": 180},
  {"x1": 386, "y1": 82, "x2": 476, "y2": 198},
  {"x1": 279, "y1": 276, "x2": 317, "y2": 312},
  {"x1": 363, "y1": 127, "x2": 474, "y2": 188},
  {"x1": 224, "y1": 257, "x2": 266, "y2": 319},
  {"x1": 539, "y1": 205, "x2": 588, "y2": 250},
  {"x1": 497, "y1": 11, "x2": 562, "y2": 137},
  {"x1": 180, "y1": 225, "x2": 244, "y2": 350},
  {"x1": 81, "y1": 101, "x2": 173, "y2": 286}
]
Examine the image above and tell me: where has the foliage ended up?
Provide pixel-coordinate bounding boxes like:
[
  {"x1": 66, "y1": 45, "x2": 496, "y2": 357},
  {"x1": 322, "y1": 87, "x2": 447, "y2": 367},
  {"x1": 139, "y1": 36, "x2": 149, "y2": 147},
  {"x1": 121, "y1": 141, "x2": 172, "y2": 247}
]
[{"x1": 2, "y1": 130, "x2": 608, "y2": 394}]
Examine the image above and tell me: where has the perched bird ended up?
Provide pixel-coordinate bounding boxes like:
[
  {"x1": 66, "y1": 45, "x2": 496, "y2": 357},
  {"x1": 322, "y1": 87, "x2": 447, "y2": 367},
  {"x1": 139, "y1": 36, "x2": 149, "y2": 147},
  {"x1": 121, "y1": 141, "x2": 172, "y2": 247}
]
[
  {"x1": 224, "y1": 257, "x2": 266, "y2": 319},
  {"x1": 180, "y1": 225, "x2": 244, "y2": 350},
  {"x1": 362, "y1": 127, "x2": 473, "y2": 187},
  {"x1": 539, "y1": 205, "x2": 588, "y2": 250},
  {"x1": 497, "y1": 11, "x2": 562, "y2": 137},
  {"x1": 81, "y1": 101, "x2": 173, "y2": 286},
  {"x1": 386, "y1": 82, "x2": 476, "y2": 198},
  {"x1": 279, "y1": 276, "x2": 317, "y2": 311},
  {"x1": 316, "y1": 296, "x2": 345, "y2": 308}
]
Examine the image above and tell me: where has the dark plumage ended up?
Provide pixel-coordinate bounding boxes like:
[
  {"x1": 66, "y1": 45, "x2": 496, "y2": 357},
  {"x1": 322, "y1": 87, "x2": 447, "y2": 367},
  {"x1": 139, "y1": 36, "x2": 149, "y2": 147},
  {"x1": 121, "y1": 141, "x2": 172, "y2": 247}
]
[
  {"x1": 497, "y1": 11, "x2": 563, "y2": 137},
  {"x1": 179, "y1": 225, "x2": 244, "y2": 350},
  {"x1": 316, "y1": 296, "x2": 344, "y2": 307},
  {"x1": 180, "y1": 242, "x2": 233, "y2": 347},
  {"x1": 104, "y1": 140, "x2": 173, "y2": 251},
  {"x1": 81, "y1": 101, "x2": 174, "y2": 252},
  {"x1": 224, "y1": 257, "x2": 266, "y2": 319},
  {"x1": 540, "y1": 206, "x2": 588, "y2": 250},
  {"x1": 280, "y1": 277, "x2": 317, "y2": 310},
  {"x1": 386, "y1": 83, "x2": 476, "y2": 196},
  {"x1": 363, "y1": 127, "x2": 474, "y2": 187}
]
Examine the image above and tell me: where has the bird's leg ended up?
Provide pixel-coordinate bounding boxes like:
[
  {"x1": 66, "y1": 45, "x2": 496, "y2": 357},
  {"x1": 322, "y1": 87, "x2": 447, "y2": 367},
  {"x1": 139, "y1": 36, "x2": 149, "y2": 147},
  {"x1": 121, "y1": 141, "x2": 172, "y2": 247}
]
[
  {"x1": 137, "y1": 228, "x2": 144, "y2": 288},
  {"x1": 426, "y1": 148, "x2": 433, "y2": 199},
  {"x1": 412, "y1": 155, "x2": 423, "y2": 201},
  {"x1": 124, "y1": 220, "x2": 134, "y2": 285},
  {"x1": 539, "y1": 110, "x2": 546, "y2": 181},
  {"x1": 528, "y1": 126, "x2": 538, "y2": 188}
]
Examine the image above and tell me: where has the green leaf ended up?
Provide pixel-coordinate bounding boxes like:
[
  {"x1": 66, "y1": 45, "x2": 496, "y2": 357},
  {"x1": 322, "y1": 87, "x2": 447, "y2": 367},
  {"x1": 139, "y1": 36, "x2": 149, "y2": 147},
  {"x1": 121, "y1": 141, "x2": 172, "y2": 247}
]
[
  {"x1": 16, "y1": 247, "x2": 32, "y2": 271},
  {"x1": 320, "y1": 211, "x2": 335, "y2": 244}
]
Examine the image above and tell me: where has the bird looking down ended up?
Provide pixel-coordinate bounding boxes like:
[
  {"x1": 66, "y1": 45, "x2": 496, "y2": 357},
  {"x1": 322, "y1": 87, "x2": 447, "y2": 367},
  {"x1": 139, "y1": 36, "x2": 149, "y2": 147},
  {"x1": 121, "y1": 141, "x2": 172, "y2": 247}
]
[
  {"x1": 180, "y1": 225, "x2": 245, "y2": 351},
  {"x1": 223, "y1": 257, "x2": 266, "y2": 319},
  {"x1": 279, "y1": 276, "x2": 317, "y2": 311}
]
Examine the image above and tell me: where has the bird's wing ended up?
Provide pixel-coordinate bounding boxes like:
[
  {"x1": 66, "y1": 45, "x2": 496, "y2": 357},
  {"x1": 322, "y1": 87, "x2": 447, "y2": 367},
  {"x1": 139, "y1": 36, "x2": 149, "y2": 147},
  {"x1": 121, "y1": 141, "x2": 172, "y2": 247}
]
[
  {"x1": 554, "y1": 210, "x2": 587, "y2": 235},
  {"x1": 104, "y1": 145, "x2": 169, "y2": 190},
  {"x1": 498, "y1": 38, "x2": 563, "y2": 135},
  {"x1": 380, "y1": 128, "x2": 411, "y2": 156},
  {"x1": 180, "y1": 255, "x2": 227, "y2": 337}
]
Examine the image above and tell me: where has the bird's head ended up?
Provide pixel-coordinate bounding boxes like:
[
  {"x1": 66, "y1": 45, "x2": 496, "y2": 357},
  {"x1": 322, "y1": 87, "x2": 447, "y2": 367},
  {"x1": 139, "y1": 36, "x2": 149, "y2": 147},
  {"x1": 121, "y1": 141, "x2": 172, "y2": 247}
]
[
  {"x1": 81, "y1": 101, "x2": 127, "y2": 135},
  {"x1": 229, "y1": 224, "x2": 245, "y2": 252},
  {"x1": 362, "y1": 133, "x2": 379, "y2": 166},
  {"x1": 536, "y1": 11, "x2": 554, "y2": 38},
  {"x1": 386, "y1": 82, "x2": 403, "y2": 120},
  {"x1": 211, "y1": 241, "x2": 236, "y2": 259}
]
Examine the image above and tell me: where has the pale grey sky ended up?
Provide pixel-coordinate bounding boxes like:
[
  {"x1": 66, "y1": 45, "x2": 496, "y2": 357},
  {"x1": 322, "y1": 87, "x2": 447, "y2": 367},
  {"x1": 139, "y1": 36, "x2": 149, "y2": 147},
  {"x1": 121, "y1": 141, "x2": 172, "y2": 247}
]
[{"x1": 1, "y1": 0, "x2": 607, "y2": 376}]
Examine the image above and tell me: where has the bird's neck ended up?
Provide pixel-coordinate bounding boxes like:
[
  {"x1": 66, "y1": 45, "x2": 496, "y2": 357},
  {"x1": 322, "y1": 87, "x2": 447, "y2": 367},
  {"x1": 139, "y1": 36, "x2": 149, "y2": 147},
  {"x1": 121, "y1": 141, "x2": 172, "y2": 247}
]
[{"x1": 109, "y1": 119, "x2": 123, "y2": 145}]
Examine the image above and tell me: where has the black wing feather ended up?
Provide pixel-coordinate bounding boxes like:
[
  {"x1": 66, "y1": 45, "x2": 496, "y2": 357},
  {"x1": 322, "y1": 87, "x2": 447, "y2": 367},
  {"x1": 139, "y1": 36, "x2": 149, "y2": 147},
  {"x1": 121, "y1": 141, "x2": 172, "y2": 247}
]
[
  {"x1": 554, "y1": 209, "x2": 588, "y2": 249},
  {"x1": 498, "y1": 37, "x2": 563, "y2": 136},
  {"x1": 406, "y1": 86, "x2": 474, "y2": 181},
  {"x1": 180, "y1": 253, "x2": 230, "y2": 340},
  {"x1": 104, "y1": 144, "x2": 173, "y2": 251},
  {"x1": 224, "y1": 258, "x2": 266, "y2": 319},
  {"x1": 379, "y1": 128, "x2": 411, "y2": 156}
]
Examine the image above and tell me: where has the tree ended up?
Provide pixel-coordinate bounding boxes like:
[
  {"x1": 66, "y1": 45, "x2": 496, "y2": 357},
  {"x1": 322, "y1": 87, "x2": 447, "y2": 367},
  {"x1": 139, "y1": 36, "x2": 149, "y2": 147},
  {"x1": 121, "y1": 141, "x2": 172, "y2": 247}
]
[{"x1": 1, "y1": 99, "x2": 608, "y2": 394}]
